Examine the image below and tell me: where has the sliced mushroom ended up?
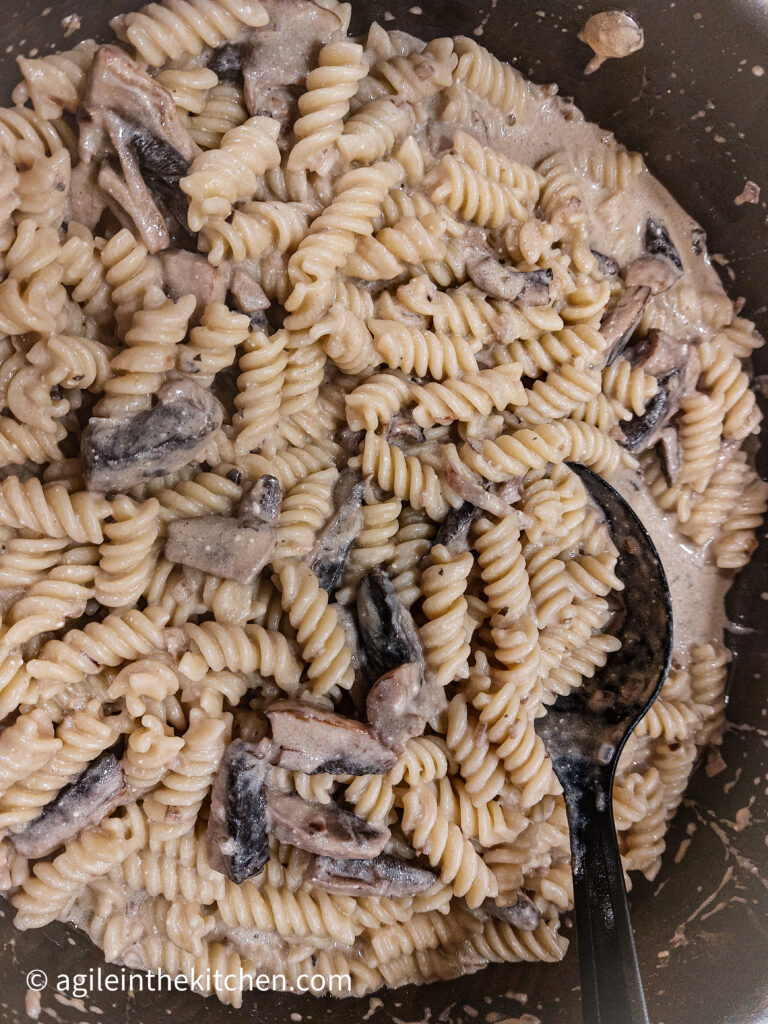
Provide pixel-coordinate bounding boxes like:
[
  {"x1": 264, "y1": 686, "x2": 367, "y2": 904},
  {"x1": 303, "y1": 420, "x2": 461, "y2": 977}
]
[
  {"x1": 481, "y1": 892, "x2": 541, "y2": 932},
  {"x1": 161, "y1": 250, "x2": 230, "y2": 319},
  {"x1": 267, "y1": 700, "x2": 397, "y2": 774},
  {"x1": 266, "y1": 789, "x2": 390, "y2": 859},
  {"x1": 620, "y1": 328, "x2": 697, "y2": 454},
  {"x1": 66, "y1": 160, "x2": 107, "y2": 230},
  {"x1": 620, "y1": 372, "x2": 679, "y2": 454},
  {"x1": 645, "y1": 217, "x2": 683, "y2": 271},
  {"x1": 434, "y1": 501, "x2": 482, "y2": 554},
  {"x1": 11, "y1": 753, "x2": 126, "y2": 859},
  {"x1": 206, "y1": 737, "x2": 271, "y2": 884},
  {"x1": 600, "y1": 285, "x2": 651, "y2": 364},
  {"x1": 79, "y1": 45, "x2": 199, "y2": 252},
  {"x1": 207, "y1": 43, "x2": 245, "y2": 83},
  {"x1": 308, "y1": 853, "x2": 437, "y2": 897},
  {"x1": 386, "y1": 407, "x2": 426, "y2": 444},
  {"x1": 442, "y1": 450, "x2": 519, "y2": 520},
  {"x1": 656, "y1": 426, "x2": 682, "y2": 486},
  {"x1": 467, "y1": 258, "x2": 552, "y2": 306},
  {"x1": 366, "y1": 661, "x2": 436, "y2": 753},
  {"x1": 591, "y1": 250, "x2": 619, "y2": 276},
  {"x1": 165, "y1": 515, "x2": 277, "y2": 584},
  {"x1": 229, "y1": 266, "x2": 270, "y2": 317},
  {"x1": 81, "y1": 379, "x2": 223, "y2": 493},
  {"x1": 309, "y1": 468, "x2": 365, "y2": 595},
  {"x1": 242, "y1": 0, "x2": 341, "y2": 130},
  {"x1": 356, "y1": 569, "x2": 425, "y2": 681},
  {"x1": 238, "y1": 474, "x2": 282, "y2": 526},
  {"x1": 624, "y1": 254, "x2": 682, "y2": 295},
  {"x1": 333, "y1": 604, "x2": 369, "y2": 714}
]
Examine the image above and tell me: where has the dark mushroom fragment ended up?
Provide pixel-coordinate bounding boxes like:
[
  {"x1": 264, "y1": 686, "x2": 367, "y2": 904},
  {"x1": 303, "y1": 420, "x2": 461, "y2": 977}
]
[
  {"x1": 238, "y1": 474, "x2": 282, "y2": 525},
  {"x1": 620, "y1": 328, "x2": 697, "y2": 455},
  {"x1": 467, "y1": 258, "x2": 552, "y2": 306},
  {"x1": 81, "y1": 379, "x2": 223, "y2": 493},
  {"x1": 309, "y1": 468, "x2": 365, "y2": 595},
  {"x1": 600, "y1": 285, "x2": 651, "y2": 365},
  {"x1": 207, "y1": 738, "x2": 271, "y2": 884},
  {"x1": 434, "y1": 501, "x2": 482, "y2": 555},
  {"x1": 160, "y1": 250, "x2": 231, "y2": 320},
  {"x1": 207, "y1": 43, "x2": 245, "y2": 83},
  {"x1": 11, "y1": 753, "x2": 126, "y2": 859},
  {"x1": 621, "y1": 372, "x2": 678, "y2": 454},
  {"x1": 645, "y1": 217, "x2": 683, "y2": 271},
  {"x1": 308, "y1": 853, "x2": 437, "y2": 897},
  {"x1": 266, "y1": 789, "x2": 390, "y2": 859},
  {"x1": 481, "y1": 892, "x2": 541, "y2": 931},
  {"x1": 356, "y1": 569, "x2": 425, "y2": 681},
  {"x1": 624, "y1": 254, "x2": 681, "y2": 295},
  {"x1": 266, "y1": 700, "x2": 397, "y2": 774},
  {"x1": 591, "y1": 250, "x2": 619, "y2": 276},
  {"x1": 333, "y1": 604, "x2": 369, "y2": 715},
  {"x1": 656, "y1": 426, "x2": 682, "y2": 486},
  {"x1": 79, "y1": 45, "x2": 199, "y2": 252}
]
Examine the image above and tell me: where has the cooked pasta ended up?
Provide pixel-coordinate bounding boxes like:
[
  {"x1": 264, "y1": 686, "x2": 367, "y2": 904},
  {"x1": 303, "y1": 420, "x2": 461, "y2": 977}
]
[{"x1": 0, "y1": 2, "x2": 762, "y2": 1008}]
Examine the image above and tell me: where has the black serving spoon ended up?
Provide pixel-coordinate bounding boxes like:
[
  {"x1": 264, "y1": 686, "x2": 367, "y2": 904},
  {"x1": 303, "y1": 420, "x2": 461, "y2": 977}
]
[{"x1": 535, "y1": 463, "x2": 673, "y2": 1024}]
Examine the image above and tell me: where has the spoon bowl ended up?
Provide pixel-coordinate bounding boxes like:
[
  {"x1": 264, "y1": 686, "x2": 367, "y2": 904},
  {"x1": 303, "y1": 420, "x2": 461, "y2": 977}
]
[{"x1": 534, "y1": 463, "x2": 673, "y2": 1024}]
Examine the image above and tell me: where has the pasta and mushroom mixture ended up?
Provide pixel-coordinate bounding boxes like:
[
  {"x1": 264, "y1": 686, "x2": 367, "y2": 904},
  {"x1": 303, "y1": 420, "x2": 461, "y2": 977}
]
[{"x1": 0, "y1": 0, "x2": 764, "y2": 1005}]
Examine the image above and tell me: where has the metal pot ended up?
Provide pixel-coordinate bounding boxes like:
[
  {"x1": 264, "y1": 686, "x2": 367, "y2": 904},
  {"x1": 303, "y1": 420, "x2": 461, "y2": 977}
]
[{"x1": 0, "y1": 2, "x2": 765, "y2": 1022}]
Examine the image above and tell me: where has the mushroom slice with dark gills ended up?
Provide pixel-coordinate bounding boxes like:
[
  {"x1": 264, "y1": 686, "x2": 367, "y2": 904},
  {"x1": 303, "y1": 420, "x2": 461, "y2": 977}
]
[
  {"x1": 467, "y1": 258, "x2": 552, "y2": 306},
  {"x1": 165, "y1": 475, "x2": 281, "y2": 583},
  {"x1": 591, "y1": 250, "x2": 620, "y2": 276},
  {"x1": 600, "y1": 285, "x2": 651, "y2": 365},
  {"x1": 265, "y1": 789, "x2": 390, "y2": 859},
  {"x1": 479, "y1": 892, "x2": 541, "y2": 931},
  {"x1": 620, "y1": 329, "x2": 698, "y2": 455},
  {"x1": 645, "y1": 217, "x2": 683, "y2": 271},
  {"x1": 356, "y1": 569, "x2": 425, "y2": 681},
  {"x1": 206, "y1": 737, "x2": 272, "y2": 884},
  {"x1": 308, "y1": 853, "x2": 437, "y2": 897},
  {"x1": 78, "y1": 45, "x2": 200, "y2": 252},
  {"x1": 308, "y1": 468, "x2": 365, "y2": 595},
  {"x1": 266, "y1": 700, "x2": 397, "y2": 774},
  {"x1": 356, "y1": 570, "x2": 445, "y2": 752},
  {"x1": 11, "y1": 753, "x2": 126, "y2": 859},
  {"x1": 81, "y1": 379, "x2": 223, "y2": 493},
  {"x1": 434, "y1": 501, "x2": 482, "y2": 555}
]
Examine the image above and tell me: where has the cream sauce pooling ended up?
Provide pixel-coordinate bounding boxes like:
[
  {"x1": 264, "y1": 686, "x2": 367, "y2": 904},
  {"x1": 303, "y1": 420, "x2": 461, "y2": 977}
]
[{"x1": 427, "y1": 76, "x2": 737, "y2": 658}]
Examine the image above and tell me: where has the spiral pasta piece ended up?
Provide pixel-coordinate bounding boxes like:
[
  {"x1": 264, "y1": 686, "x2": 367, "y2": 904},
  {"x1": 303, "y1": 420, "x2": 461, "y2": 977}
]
[
  {"x1": 401, "y1": 784, "x2": 498, "y2": 907},
  {"x1": 182, "y1": 116, "x2": 280, "y2": 232},
  {"x1": 288, "y1": 41, "x2": 369, "y2": 172},
  {"x1": 410, "y1": 364, "x2": 526, "y2": 427},
  {"x1": 111, "y1": 0, "x2": 268, "y2": 67},
  {"x1": 359, "y1": 432, "x2": 454, "y2": 521},
  {"x1": 276, "y1": 562, "x2": 353, "y2": 696},
  {"x1": 420, "y1": 544, "x2": 473, "y2": 687}
]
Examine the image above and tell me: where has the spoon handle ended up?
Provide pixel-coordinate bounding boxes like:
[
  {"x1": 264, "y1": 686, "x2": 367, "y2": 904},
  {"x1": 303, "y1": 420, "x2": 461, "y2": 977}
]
[{"x1": 564, "y1": 775, "x2": 650, "y2": 1024}]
